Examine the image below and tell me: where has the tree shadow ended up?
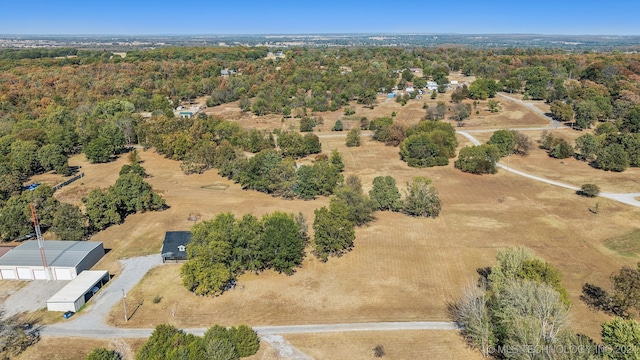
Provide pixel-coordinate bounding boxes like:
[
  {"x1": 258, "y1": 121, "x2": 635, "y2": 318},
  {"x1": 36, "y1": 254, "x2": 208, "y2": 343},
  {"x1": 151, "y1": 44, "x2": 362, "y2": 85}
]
[
  {"x1": 580, "y1": 283, "x2": 627, "y2": 317},
  {"x1": 580, "y1": 283, "x2": 609, "y2": 312}
]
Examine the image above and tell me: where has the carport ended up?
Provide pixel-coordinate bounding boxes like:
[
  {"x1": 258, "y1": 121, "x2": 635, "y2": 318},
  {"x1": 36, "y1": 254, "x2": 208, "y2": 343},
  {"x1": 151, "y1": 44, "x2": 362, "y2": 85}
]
[{"x1": 46, "y1": 270, "x2": 110, "y2": 312}]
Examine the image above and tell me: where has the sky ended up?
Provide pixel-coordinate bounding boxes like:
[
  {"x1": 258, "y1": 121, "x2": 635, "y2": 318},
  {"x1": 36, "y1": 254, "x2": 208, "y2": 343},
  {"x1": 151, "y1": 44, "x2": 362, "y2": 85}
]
[{"x1": 1, "y1": 0, "x2": 639, "y2": 35}]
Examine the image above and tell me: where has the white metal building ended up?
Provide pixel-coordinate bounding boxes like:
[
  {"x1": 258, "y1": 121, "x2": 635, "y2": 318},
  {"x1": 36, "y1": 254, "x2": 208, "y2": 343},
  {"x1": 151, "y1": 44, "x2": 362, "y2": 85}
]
[
  {"x1": 46, "y1": 270, "x2": 110, "y2": 312},
  {"x1": 0, "y1": 241, "x2": 104, "y2": 280}
]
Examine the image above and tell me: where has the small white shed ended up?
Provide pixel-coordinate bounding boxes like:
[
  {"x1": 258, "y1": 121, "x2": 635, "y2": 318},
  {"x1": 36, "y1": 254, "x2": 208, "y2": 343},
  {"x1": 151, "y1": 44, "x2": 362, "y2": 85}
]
[{"x1": 47, "y1": 270, "x2": 110, "y2": 312}]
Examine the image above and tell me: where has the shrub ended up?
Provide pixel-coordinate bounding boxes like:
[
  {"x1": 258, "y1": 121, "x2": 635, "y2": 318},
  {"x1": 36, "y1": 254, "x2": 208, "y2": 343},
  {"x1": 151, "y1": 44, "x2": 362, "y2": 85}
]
[
  {"x1": 487, "y1": 129, "x2": 516, "y2": 157},
  {"x1": 86, "y1": 348, "x2": 119, "y2": 360},
  {"x1": 373, "y1": 345, "x2": 385, "y2": 357},
  {"x1": 549, "y1": 138, "x2": 574, "y2": 159},
  {"x1": 455, "y1": 145, "x2": 500, "y2": 174},
  {"x1": 344, "y1": 107, "x2": 355, "y2": 116},
  {"x1": 346, "y1": 128, "x2": 360, "y2": 147},
  {"x1": 403, "y1": 177, "x2": 441, "y2": 218},
  {"x1": 332, "y1": 119, "x2": 343, "y2": 131},
  {"x1": 578, "y1": 184, "x2": 600, "y2": 197},
  {"x1": 299, "y1": 116, "x2": 315, "y2": 132}
]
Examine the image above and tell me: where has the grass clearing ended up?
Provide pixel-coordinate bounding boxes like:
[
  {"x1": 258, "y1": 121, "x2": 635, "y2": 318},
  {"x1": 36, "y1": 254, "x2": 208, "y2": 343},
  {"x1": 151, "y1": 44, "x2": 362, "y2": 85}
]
[
  {"x1": 285, "y1": 330, "x2": 484, "y2": 360},
  {"x1": 200, "y1": 182, "x2": 230, "y2": 191},
  {"x1": 605, "y1": 229, "x2": 640, "y2": 257}
]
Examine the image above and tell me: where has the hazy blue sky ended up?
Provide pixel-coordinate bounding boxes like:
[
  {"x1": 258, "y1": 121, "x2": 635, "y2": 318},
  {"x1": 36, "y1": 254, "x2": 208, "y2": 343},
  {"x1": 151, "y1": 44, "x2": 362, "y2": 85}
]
[{"x1": 1, "y1": 0, "x2": 639, "y2": 35}]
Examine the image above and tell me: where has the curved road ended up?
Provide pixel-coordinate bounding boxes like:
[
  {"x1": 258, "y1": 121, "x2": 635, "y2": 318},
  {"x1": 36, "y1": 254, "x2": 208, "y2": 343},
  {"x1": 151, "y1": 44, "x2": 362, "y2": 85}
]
[
  {"x1": 457, "y1": 131, "x2": 640, "y2": 208},
  {"x1": 496, "y1": 92, "x2": 563, "y2": 127}
]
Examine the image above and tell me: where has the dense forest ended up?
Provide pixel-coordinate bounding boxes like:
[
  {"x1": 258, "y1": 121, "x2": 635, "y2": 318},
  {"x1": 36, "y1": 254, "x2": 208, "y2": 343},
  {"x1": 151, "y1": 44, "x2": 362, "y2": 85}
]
[{"x1": 1, "y1": 46, "x2": 640, "y2": 241}]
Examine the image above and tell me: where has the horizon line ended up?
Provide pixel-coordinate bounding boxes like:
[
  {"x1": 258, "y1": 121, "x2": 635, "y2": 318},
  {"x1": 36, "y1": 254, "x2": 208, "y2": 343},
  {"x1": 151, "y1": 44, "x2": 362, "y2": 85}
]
[{"x1": 1, "y1": 32, "x2": 639, "y2": 37}]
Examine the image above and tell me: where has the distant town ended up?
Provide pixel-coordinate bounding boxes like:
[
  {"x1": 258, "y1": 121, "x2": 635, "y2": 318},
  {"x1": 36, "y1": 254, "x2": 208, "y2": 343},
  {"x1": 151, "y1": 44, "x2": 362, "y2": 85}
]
[{"x1": 1, "y1": 33, "x2": 640, "y2": 51}]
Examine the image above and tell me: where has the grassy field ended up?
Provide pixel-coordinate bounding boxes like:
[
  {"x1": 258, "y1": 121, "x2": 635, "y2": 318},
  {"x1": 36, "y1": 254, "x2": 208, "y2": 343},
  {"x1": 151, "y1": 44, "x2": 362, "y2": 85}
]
[
  {"x1": 21, "y1": 90, "x2": 640, "y2": 358},
  {"x1": 17, "y1": 337, "x2": 277, "y2": 360},
  {"x1": 96, "y1": 132, "x2": 639, "y2": 343},
  {"x1": 285, "y1": 331, "x2": 484, "y2": 360}
]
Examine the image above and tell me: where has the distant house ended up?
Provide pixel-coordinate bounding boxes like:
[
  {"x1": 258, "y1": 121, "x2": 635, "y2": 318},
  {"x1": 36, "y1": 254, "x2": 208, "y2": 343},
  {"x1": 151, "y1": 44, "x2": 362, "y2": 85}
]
[
  {"x1": 405, "y1": 86, "x2": 415, "y2": 93},
  {"x1": 161, "y1": 231, "x2": 192, "y2": 263},
  {"x1": 220, "y1": 69, "x2": 237, "y2": 76},
  {"x1": 426, "y1": 81, "x2": 438, "y2": 91},
  {"x1": 179, "y1": 111, "x2": 194, "y2": 119}
]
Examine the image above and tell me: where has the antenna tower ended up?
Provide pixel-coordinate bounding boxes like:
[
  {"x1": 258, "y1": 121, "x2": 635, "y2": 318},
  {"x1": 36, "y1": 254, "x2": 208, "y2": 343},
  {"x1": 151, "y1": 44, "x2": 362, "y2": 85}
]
[{"x1": 30, "y1": 203, "x2": 51, "y2": 280}]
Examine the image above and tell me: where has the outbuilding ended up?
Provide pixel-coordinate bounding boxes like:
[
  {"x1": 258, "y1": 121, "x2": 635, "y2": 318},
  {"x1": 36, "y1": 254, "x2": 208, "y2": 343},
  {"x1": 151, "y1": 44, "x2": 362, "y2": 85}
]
[
  {"x1": 0, "y1": 241, "x2": 104, "y2": 280},
  {"x1": 161, "y1": 231, "x2": 191, "y2": 263},
  {"x1": 46, "y1": 270, "x2": 110, "y2": 312}
]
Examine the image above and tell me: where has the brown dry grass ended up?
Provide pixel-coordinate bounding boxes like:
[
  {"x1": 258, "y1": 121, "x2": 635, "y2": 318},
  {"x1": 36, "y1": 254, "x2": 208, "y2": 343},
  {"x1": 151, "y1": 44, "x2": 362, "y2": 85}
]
[
  {"x1": 26, "y1": 88, "x2": 640, "y2": 356},
  {"x1": 286, "y1": 330, "x2": 484, "y2": 360},
  {"x1": 17, "y1": 337, "x2": 146, "y2": 360},
  {"x1": 102, "y1": 135, "x2": 640, "y2": 343},
  {"x1": 17, "y1": 336, "x2": 277, "y2": 360}
]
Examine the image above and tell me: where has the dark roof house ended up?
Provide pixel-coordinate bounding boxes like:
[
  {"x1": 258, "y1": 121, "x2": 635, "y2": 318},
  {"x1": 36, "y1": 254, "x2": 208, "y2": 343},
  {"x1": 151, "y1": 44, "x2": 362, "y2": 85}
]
[{"x1": 161, "y1": 231, "x2": 192, "y2": 262}]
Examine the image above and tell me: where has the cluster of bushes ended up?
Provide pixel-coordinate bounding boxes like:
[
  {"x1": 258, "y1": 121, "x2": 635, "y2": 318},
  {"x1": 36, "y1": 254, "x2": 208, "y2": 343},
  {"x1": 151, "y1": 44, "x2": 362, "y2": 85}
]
[
  {"x1": 452, "y1": 248, "x2": 579, "y2": 358},
  {"x1": 487, "y1": 129, "x2": 533, "y2": 157},
  {"x1": 0, "y1": 183, "x2": 89, "y2": 242},
  {"x1": 539, "y1": 130, "x2": 575, "y2": 159},
  {"x1": 399, "y1": 121, "x2": 458, "y2": 168},
  {"x1": 0, "y1": 160, "x2": 165, "y2": 242},
  {"x1": 140, "y1": 115, "x2": 275, "y2": 171},
  {"x1": 575, "y1": 131, "x2": 640, "y2": 172},
  {"x1": 455, "y1": 144, "x2": 501, "y2": 175},
  {"x1": 181, "y1": 211, "x2": 307, "y2": 296},
  {"x1": 370, "y1": 117, "x2": 457, "y2": 168},
  {"x1": 313, "y1": 175, "x2": 442, "y2": 262},
  {"x1": 234, "y1": 148, "x2": 342, "y2": 200},
  {"x1": 455, "y1": 130, "x2": 533, "y2": 175},
  {"x1": 0, "y1": 313, "x2": 39, "y2": 359},
  {"x1": 313, "y1": 176, "x2": 375, "y2": 261},
  {"x1": 83, "y1": 161, "x2": 166, "y2": 232},
  {"x1": 276, "y1": 130, "x2": 321, "y2": 158},
  {"x1": 135, "y1": 324, "x2": 259, "y2": 360},
  {"x1": 369, "y1": 176, "x2": 441, "y2": 217},
  {"x1": 346, "y1": 128, "x2": 361, "y2": 147},
  {"x1": 299, "y1": 116, "x2": 323, "y2": 132},
  {"x1": 582, "y1": 261, "x2": 640, "y2": 319}
]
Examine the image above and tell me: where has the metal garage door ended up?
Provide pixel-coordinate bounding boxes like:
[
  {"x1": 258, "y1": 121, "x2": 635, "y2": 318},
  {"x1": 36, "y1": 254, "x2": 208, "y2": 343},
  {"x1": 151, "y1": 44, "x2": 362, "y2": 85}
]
[
  {"x1": 17, "y1": 268, "x2": 33, "y2": 280},
  {"x1": 54, "y1": 268, "x2": 72, "y2": 280},
  {"x1": 0, "y1": 269, "x2": 17, "y2": 279},
  {"x1": 33, "y1": 269, "x2": 48, "y2": 280}
]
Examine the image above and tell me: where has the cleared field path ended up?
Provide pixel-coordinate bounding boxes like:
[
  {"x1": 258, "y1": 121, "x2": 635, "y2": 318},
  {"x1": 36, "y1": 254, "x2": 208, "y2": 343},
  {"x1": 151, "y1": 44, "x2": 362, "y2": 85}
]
[{"x1": 457, "y1": 131, "x2": 640, "y2": 208}]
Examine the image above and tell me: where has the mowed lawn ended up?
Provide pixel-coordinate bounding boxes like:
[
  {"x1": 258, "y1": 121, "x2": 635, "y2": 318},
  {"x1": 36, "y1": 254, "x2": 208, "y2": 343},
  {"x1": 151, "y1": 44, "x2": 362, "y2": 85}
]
[{"x1": 92, "y1": 134, "x2": 640, "y2": 342}]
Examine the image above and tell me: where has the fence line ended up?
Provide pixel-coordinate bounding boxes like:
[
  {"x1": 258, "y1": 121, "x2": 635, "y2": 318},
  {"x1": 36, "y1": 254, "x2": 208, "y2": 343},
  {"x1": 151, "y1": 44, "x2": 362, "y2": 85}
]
[{"x1": 52, "y1": 172, "x2": 84, "y2": 192}]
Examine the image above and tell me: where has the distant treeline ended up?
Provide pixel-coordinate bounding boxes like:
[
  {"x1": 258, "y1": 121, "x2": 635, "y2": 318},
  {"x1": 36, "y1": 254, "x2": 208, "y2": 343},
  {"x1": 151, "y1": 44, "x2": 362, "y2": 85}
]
[{"x1": 0, "y1": 47, "x2": 79, "y2": 59}]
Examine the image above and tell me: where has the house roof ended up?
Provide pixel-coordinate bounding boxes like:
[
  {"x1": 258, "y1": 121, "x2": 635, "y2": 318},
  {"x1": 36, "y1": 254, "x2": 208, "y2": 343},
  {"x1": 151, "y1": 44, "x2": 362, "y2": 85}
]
[
  {"x1": 0, "y1": 241, "x2": 103, "y2": 268},
  {"x1": 161, "y1": 231, "x2": 191, "y2": 258},
  {"x1": 47, "y1": 270, "x2": 109, "y2": 303}
]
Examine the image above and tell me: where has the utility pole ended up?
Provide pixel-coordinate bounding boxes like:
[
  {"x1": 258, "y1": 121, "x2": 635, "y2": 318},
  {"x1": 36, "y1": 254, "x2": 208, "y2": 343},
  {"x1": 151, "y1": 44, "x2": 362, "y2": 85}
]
[{"x1": 122, "y1": 289, "x2": 128, "y2": 322}]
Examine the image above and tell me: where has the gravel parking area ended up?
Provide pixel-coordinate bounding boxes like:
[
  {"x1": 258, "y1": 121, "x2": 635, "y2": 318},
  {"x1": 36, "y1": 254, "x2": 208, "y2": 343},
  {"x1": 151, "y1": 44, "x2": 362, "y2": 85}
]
[{"x1": 1, "y1": 280, "x2": 69, "y2": 318}]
